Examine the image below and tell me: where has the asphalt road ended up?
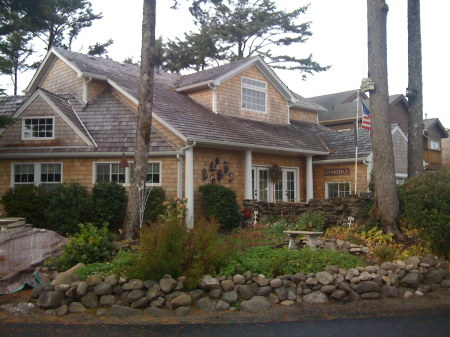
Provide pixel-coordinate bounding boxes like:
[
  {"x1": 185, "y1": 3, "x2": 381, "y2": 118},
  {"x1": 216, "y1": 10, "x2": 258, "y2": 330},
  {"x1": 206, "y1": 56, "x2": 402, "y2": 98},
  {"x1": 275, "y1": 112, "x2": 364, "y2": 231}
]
[{"x1": 1, "y1": 311, "x2": 449, "y2": 337}]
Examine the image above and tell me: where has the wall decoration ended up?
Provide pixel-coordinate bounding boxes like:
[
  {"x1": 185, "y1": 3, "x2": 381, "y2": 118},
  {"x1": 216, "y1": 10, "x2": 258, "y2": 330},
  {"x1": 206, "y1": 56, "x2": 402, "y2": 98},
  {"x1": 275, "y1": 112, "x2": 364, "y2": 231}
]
[
  {"x1": 202, "y1": 168, "x2": 208, "y2": 181},
  {"x1": 202, "y1": 157, "x2": 235, "y2": 185},
  {"x1": 210, "y1": 174, "x2": 216, "y2": 184},
  {"x1": 217, "y1": 169, "x2": 224, "y2": 182},
  {"x1": 223, "y1": 160, "x2": 229, "y2": 174},
  {"x1": 215, "y1": 157, "x2": 221, "y2": 165},
  {"x1": 209, "y1": 161, "x2": 217, "y2": 171},
  {"x1": 228, "y1": 172, "x2": 235, "y2": 182},
  {"x1": 269, "y1": 164, "x2": 283, "y2": 182}
]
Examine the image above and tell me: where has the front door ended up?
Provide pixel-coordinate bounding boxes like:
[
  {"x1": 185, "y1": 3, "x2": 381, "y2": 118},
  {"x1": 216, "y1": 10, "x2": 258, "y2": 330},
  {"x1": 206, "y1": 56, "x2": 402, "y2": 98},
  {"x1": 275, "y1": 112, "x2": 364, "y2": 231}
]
[{"x1": 252, "y1": 166, "x2": 298, "y2": 202}]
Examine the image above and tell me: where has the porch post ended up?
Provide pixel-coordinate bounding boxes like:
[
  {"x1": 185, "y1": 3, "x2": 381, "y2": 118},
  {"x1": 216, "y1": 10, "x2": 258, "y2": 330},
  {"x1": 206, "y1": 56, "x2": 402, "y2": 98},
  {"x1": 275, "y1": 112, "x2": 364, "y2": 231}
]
[
  {"x1": 245, "y1": 150, "x2": 253, "y2": 199},
  {"x1": 306, "y1": 155, "x2": 314, "y2": 202},
  {"x1": 185, "y1": 146, "x2": 194, "y2": 228}
]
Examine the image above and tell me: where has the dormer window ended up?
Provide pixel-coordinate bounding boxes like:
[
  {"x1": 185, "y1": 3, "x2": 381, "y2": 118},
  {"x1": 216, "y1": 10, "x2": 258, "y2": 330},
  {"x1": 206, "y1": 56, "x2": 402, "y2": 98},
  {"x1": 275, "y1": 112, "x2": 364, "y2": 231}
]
[
  {"x1": 22, "y1": 117, "x2": 54, "y2": 140},
  {"x1": 241, "y1": 77, "x2": 267, "y2": 113}
]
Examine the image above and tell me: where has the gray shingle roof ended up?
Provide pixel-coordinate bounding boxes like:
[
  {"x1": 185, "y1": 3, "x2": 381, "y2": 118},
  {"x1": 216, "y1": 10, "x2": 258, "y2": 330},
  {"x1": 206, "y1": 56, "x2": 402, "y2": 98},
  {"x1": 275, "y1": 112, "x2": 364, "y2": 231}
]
[
  {"x1": 308, "y1": 90, "x2": 358, "y2": 111},
  {"x1": 0, "y1": 95, "x2": 29, "y2": 117},
  {"x1": 292, "y1": 92, "x2": 327, "y2": 112}
]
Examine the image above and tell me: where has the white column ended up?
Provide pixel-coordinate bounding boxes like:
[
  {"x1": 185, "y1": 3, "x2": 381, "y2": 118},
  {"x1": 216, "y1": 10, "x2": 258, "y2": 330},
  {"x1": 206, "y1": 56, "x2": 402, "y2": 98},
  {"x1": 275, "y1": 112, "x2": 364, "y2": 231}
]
[
  {"x1": 177, "y1": 155, "x2": 183, "y2": 199},
  {"x1": 245, "y1": 150, "x2": 253, "y2": 199},
  {"x1": 306, "y1": 155, "x2": 314, "y2": 202},
  {"x1": 185, "y1": 146, "x2": 194, "y2": 228}
]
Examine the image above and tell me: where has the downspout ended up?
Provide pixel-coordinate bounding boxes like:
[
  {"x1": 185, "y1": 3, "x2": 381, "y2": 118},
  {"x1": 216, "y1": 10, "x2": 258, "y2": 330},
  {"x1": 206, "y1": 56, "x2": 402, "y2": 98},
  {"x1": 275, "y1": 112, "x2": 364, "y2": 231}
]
[
  {"x1": 208, "y1": 83, "x2": 218, "y2": 113},
  {"x1": 181, "y1": 141, "x2": 196, "y2": 228}
]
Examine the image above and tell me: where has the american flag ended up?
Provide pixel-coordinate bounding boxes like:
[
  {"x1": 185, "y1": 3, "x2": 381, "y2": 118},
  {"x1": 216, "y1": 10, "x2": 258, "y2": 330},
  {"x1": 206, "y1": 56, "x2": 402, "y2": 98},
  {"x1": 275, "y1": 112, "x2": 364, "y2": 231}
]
[{"x1": 361, "y1": 102, "x2": 371, "y2": 131}]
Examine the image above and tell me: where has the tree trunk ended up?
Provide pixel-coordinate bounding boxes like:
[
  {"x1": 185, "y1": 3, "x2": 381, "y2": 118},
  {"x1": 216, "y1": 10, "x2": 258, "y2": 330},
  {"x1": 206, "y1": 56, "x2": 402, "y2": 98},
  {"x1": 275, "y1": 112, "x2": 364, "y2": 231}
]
[
  {"x1": 407, "y1": 0, "x2": 424, "y2": 177},
  {"x1": 123, "y1": 0, "x2": 156, "y2": 240},
  {"x1": 367, "y1": 0, "x2": 403, "y2": 239}
]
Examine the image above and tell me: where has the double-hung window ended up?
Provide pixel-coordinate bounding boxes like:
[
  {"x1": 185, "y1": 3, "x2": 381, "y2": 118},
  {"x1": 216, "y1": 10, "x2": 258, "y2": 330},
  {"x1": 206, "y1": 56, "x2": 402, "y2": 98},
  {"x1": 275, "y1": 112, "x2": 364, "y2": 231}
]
[
  {"x1": 430, "y1": 140, "x2": 440, "y2": 151},
  {"x1": 12, "y1": 163, "x2": 62, "y2": 191},
  {"x1": 241, "y1": 77, "x2": 267, "y2": 113},
  {"x1": 93, "y1": 162, "x2": 161, "y2": 185},
  {"x1": 326, "y1": 182, "x2": 350, "y2": 198},
  {"x1": 22, "y1": 117, "x2": 54, "y2": 139}
]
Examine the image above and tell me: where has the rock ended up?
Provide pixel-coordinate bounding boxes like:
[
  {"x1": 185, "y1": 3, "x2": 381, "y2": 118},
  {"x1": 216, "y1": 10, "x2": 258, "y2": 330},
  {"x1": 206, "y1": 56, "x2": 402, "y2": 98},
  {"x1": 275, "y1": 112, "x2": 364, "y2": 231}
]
[
  {"x1": 209, "y1": 288, "x2": 222, "y2": 299},
  {"x1": 131, "y1": 297, "x2": 150, "y2": 308},
  {"x1": 243, "y1": 271, "x2": 252, "y2": 280},
  {"x1": 405, "y1": 265, "x2": 415, "y2": 272},
  {"x1": 222, "y1": 291, "x2": 238, "y2": 304},
  {"x1": 110, "y1": 305, "x2": 141, "y2": 317},
  {"x1": 175, "y1": 280, "x2": 184, "y2": 291},
  {"x1": 147, "y1": 284, "x2": 161, "y2": 301},
  {"x1": 359, "y1": 272, "x2": 372, "y2": 281},
  {"x1": 403, "y1": 290, "x2": 414, "y2": 298},
  {"x1": 143, "y1": 280, "x2": 158, "y2": 290},
  {"x1": 396, "y1": 260, "x2": 406, "y2": 269},
  {"x1": 238, "y1": 285, "x2": 255, "y2": 300},
  {"x1": 81, "y1": 292, "x2": 99, "y2": 309},
  {"x1": 37, "y1": 291, "x2": 63, "y2": 309},
  {"x1": 320, "y1": 285, "x2": 336, "y2": 294},
  {"x1": 338, "y1": 281, "x2": 351, "y2": 292},
  {"x1": 196, "y1": 297, "x2": 215, "y2": 311},
  {"x1": 421, "y1": 255, "x2": 438, "y2": 267},
  {"x1": 345, "y1": 268, "x2": 359, "y2": 280},
  {"x1": 303, "y1": 291, "x2": 328, "y2": 303},
  {"x1": 53, "y1": 272, "x2": 79, "y2": 286},
  {"x1": 417, "y1": 283, "x2": 431, "y2": 293},
  {"x1": 291, "y1": 273, "x2": 306, "y2": 284},
  {"x1": 255, "y1": 278, "x2": 270, "y2": 287},
  {"x1": 380, "y1": 262, "x2": 395, "y2": 272},
  {"x1": 145, "y1": 307, "x2": 169, "y2": 317},
  {"x1": 330, "y1": 289, "x2": 347, "y2": 300},
  {"x1": 381, "y1": 285, "x2": 398, "y2": 298},
  {"x1": 174, "y1": 306, "x2": 193, "y2": 317},
  {"x1": 123, "y1": 279, "x2": 144, "y2": 291},
  {"x1": 325, "y1": 265, "x2": 340, "y2": 275},
  {"x1": 216, "y1": 300, "x2": 230, "y2": 311},
  {"x1": 257, "y1": 286, "x2": 272, "y2": 296},
  {"x1": 270, "y1": 278, "x2": 283, "y2": 288},
  {"x1": 113, "y1": 286, "x2": 123, "y2": 296},
  {"x1": 281, "y1": 300, "x2": 295, "y2": 306},
  {"x1": 348, "y1": 290, "x2": 360, "y2": 301},
  {"x1": 171, "y1": 294, "x2": 192, "y2": 308},
  {"x1": 85, "y1": 274, "x2": 102, "y2": 287},
  {"x1": 361, "y1": 247, "x2": 370, "y2": 254},
  {"x1": 350, "y1": 277, "x2": 360, "y2": 284},
  {"x1": 1, "y1": 303, "x2": 38, "y2": 315},
  {"x1": 316, "y1": 272, "x2": 334, "y2": 285},
  {"x1": 104, "y1": 275, "x2": 119, "y2": 286},
  {"x1": 425, "y1": 270, "x2": 447, "y2": 284},
  {"x1": 415, "y1": 290, "x2": 424, "y2": 296},
  {"x1": 233, "y1": 274, "x2": 246, "y2": 285},
  {"x1": 350, "y1": 248, "x2": 362, "y2": 253},
  {"x1": 127, "y1": 289, "x2": 146, "y2": 303},
  {"x1": 99, "y1": 295, "x2": 115, "y2": 306},
  {"x1": 352, "y1": 281, "x2": 380, "y2": 294},
  {"x1": 54, "y1": 284, "x2": 71, "y2": 292},
  {"x1": 274, "y1": 286, "x2": 287, "y2": 301},
  {"x1": 150, "y1": 297, "x2": 165, "y2": 307},
  {"x1": 65, "y1": 286, "x2": 77, "y2": 299},
  {"x1": 68, "y1": 302, "x2": 86, "y2": 313},
  {"x1": 240, "y1": 296, "x2": 272, "y2": 313},
  {"x1": 361, "y1": 292, "x2": 380, "y2": 299},
  {"x1": 324, "y1": 242, "x2": 337, "y2": 251},
  {"x1": 400, "y1": 272, "x2": 421, "y2": 288},
  {"x1": 188, "y1": 289, "x2": 204, "y2": 300},
  {"x1": 306, "y1": 278, "x2": 318, "y2": 286},
  {"x1": 55, "y1": 305, "x2": 68, "y2": 317},
  {"x1": 31, "y1": 285, "x2": 45, "y2": 299},
  {"x1": 266, "y1": 293, "x2": 279, "y2": 304},
  {"x1": 441, "y1": 280, "x2": 450, "y2": 288},
  {"x1": 77, "y1": 281, "x2": 88, "y2": 297},
  {"x1": 221, "y1": 279, "x2": 235, "y2": 292},
  {"x1": 96, "y1": 308, "x2": 108, "y2": 316},
  {"x1": 199, "y1": 275, "x2": 220, "y2": 291},
  {"x1": 94, "y1": 282, "x2": 112, "y2": 296}
]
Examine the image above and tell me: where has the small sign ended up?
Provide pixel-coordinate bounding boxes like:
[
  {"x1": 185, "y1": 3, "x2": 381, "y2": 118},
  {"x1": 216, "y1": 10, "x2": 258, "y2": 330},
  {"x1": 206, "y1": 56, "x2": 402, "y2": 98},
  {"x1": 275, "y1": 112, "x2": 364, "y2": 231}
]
[
  {"x1": 324, "y1": 168, "x2": 350, "y2": 176},
  {"x1": 360, "y1": 78, "x2": 375, "y2": 92}
]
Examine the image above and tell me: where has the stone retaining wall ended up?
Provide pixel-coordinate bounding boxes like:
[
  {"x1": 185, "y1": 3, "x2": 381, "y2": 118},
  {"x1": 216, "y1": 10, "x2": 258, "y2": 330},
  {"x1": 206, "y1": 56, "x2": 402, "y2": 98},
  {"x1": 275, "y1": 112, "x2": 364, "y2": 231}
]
[
  {"x1": 18, "y1": 255, "x2": 450, "y2": 317},
  {"x1": 243, "y1": 196, "x2": 370, "y2": 226}
]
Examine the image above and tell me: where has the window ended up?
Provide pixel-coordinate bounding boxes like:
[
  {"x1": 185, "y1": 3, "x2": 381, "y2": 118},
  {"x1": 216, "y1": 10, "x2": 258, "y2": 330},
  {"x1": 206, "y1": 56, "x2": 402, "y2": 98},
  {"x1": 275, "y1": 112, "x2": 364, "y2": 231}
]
[
  {"x1": 326, "y1": 182, "x2": 350, "y2": 198},
  {"x1": 12, "y1": 163, "x2": 62, "y2": 191},
  {"x1": 22, "y1": 117, "x2": 54, "y2": 139},
  {"x1": 94, "y1": 162, "x2": 161, "y2": 185},
  {"x1": 252, "y1": 166, "x2": 298, "y2": 202},
  {"x1": 430, "y1": 140, "x2": 440, "y2": 150},
  {"x1": 241, "y1": 77, "x2": 267, "y2": 113}
]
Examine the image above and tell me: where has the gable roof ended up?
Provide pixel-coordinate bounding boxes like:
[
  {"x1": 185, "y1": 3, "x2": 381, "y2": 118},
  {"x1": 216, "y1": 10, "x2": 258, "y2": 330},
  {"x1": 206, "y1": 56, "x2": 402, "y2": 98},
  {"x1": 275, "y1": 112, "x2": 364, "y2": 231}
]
[
  {"x1": 308, "y1": 90, "x2": 360, "y2": 111},
  {"x1": 0, "y1": 95, "x2": 29, "y2": 117},
  {"x1": 424, "y1": 118, "x2": 448, "y2": 138}
]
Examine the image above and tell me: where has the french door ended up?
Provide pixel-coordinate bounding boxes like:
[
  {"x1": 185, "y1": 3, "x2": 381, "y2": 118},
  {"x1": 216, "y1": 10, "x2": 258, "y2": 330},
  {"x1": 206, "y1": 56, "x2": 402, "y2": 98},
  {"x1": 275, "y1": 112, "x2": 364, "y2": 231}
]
[{"x1": 252, "y1": 166, "x2": 298, "y2": 202}]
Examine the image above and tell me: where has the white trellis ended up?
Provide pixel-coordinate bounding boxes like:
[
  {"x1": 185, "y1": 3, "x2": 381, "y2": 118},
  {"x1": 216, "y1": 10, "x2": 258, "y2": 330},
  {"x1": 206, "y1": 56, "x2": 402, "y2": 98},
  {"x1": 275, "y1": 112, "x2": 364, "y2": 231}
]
[{"x1": 137, "y1": 180, "x2": 152, "y2": 228}]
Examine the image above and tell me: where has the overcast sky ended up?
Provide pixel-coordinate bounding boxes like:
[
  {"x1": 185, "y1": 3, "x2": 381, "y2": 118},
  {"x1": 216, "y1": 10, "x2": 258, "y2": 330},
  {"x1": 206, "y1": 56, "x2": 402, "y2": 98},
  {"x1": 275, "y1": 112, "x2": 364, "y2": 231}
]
[{"x1": 2, "y1": 0, "x2": 449, "y2": 127}]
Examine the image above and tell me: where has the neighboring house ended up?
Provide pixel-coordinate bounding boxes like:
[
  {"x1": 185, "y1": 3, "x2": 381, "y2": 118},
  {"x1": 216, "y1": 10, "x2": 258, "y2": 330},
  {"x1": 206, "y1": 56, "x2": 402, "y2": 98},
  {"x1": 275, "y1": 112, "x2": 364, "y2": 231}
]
[
  {"x1": 0, "y1": 48, "x2": 404, "y2": 226},
  {"x1": 441, "y1": 128, "x2": 450, "y2": 169},
  {"x1": 423, "y1": 118, "x2": 449, "y2": 170}
]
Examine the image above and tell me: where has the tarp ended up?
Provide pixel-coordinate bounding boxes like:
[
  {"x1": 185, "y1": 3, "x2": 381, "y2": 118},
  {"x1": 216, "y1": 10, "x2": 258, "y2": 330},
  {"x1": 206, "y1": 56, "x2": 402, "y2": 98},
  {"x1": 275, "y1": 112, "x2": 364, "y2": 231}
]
[{"x1": 0, "y1": 228, "x2": 67, "y2": 294}]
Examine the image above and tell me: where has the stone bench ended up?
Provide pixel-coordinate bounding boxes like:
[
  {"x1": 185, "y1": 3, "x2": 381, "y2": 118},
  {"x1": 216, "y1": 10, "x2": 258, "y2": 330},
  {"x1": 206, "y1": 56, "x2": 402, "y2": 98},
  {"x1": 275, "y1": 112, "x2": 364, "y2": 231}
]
[
  {"x1": 283, "y1": 231, "x2": 324, "y2": 250},
  {"x1": 0, "y1": 217, "x2": 27, "y2": 232}
]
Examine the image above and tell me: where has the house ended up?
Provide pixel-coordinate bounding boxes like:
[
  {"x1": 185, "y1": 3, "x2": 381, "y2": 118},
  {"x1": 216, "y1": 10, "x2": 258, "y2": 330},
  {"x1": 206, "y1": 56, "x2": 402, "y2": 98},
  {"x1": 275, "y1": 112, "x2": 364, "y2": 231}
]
[
  {"x1": 0, "y1": 48, "x2": 405, "y2": 226},
  {"x1": 422, "y1": 118, "x2": 448, "y2": 170}
]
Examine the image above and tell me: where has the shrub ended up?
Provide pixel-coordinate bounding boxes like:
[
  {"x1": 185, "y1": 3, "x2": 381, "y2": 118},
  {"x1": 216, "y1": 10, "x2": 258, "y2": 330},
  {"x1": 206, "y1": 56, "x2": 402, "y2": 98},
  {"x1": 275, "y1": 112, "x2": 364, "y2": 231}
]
[
  {"x1": 144, "y1": 187, "x2": 166, "y2": 223},
  {"x1": 92, "y1": 182, "x2": 127, "y2": 231},
  {"x1": 45, "y1": 183, "x2": 91, "y2": 235},
  {"x1": 297, "y1": 210, "x2": 327, "y2": 232},
  {"x1": 1, "y1": 185, "x2": 49, "y2": 228},
  {"x1": 53, "y1": 223, "x2": 115, "y2": 271},
  {"x1": 198, "y1": 184, "x2": 241, "y2": 230},
  {"x1": 373, "y1": 245, "x2": 397, "y2": 264},
  {"x1": 402, "y1": 170, "x2": 450, "y2": 258},
  {"x1": 220, "y1": 246, "x2": 364, "y2": 277}
]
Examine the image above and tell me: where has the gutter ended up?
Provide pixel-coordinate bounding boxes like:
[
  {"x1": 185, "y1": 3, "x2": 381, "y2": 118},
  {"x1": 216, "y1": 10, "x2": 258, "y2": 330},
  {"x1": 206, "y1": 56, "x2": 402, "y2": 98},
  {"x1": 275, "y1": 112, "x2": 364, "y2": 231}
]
[
  {"x1": 0, "y1": 151, "x2": 182, "y2": 159},
  {"x1": 313, "y1": 157, "x2": 367, "y2": 164}
]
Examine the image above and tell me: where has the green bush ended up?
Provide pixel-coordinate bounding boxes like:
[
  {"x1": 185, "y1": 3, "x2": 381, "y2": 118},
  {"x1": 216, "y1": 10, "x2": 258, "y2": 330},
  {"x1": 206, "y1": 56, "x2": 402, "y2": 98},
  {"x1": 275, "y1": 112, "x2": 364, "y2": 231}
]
[
  {"x1": 220, "y1": 246, "x2": 364, "y2": 277},
  {"x1": 92, "y1": 182, "x2": 127, "y2": 231},
  {"x1": 402, "y1": 170, "x2": 450, "y2": 258},
  {"x1": 1, "y1": 185, "x2": 49, "y2": 228},
  {"x1": 373, "y1": 245, "x2": 397, "y2": 264},
  {"x1": 198, "y1": 184, "x2": 241, "y2": 229},
  {"x1": 45, "y1": 183, "x2": 91, "y2": 235},
  {"x1": 297, "y1": 210, "x2": 327, "y2": 232},
  {"x1": 53, "y1": 223, "x2": 115, "y2": 271},
  {"x1": 144, "y1": 186, "x2": 166, "y2": 223}
]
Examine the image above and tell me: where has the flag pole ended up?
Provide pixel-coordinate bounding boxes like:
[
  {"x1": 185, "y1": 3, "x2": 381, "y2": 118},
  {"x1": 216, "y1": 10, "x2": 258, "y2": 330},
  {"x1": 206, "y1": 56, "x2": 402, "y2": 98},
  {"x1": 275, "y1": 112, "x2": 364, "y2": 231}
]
[{"x1": 354, "y1": 90, "x2": 360, "y2": 195}]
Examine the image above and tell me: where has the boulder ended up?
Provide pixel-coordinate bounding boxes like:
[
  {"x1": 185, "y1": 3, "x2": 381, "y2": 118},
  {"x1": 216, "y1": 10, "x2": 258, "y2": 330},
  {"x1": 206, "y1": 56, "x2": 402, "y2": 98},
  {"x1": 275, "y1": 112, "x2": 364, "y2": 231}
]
[
  {"x1": 233, "y1": 274, "x2": 246, "y2": 285},
  {"x1": 330, "y1": 289, "x2": 347, "y2": 300},
  {"x1": 171, "y1": 294, "x2": 192, "y2": 308},
  {"x1": 150, "y1": 297, "x2": 165, "y2": 307},
  {"x1": 352, "y1": 281, "x2": 380, "y2": 294},
  {"x1": 131, "y1": 297, "x2": 150, "y2": 308},
  {"x1": 269, "y1": 278, "x2": 282, "y2": 288},
  {"x1": 361, "y1": 292, "x2": 380, "y2": 299},
  {"x1": 53, "y1": 272, "x2": 79, "y2": 286},
  {"x1": 174, "y1": 306, "x2": 193, "y2": 317},
  {"x1": 216, "y1": 300, "x2": 230, "y2": 311},
  {"x1": 240, "y1": 296, "x2": 272, "y2": 313},
  {"x1": 37, "y1": 291, "x2": 63, "y2": 309},
  {"x1": 425, "y1": 270, "x2": 447, "y2": 284},
  {"x1": 110, "y1": 305, "x2": 141, "y2": 317},
  {"x1": 381, "y1": 285, "x2": 398, "y2": 298},
  {"x1": 123, "y1": 279, "x2": 144, "y2": 291},
  {"x1": 147, "y1": 284, "x2": 162, "y2": 301},
  {"x1": 316, "y1": 271, "x2": 334, "y2": 285},
  {"x1": 400, "y1": 272, "x2": 421, "y2": 288},
  {"x1": 99, "y1": 295, "x2": 115, "y2": 306},
  {"x1": 238, "y1": 284, "x2": 255, "y2": 300},
  {"x1": 208, "y1": 289, "x2": 222, "y2": 299},
  {"x1": 94, "y1": 282, "x2": 112, "y2": 296},
  {"x1": 421, "y1": 255, "x2": 438, "y2": 267},
  {"x1": 68, "y1": 302, "x2": 86, "y2": 313},
  {"x1": 303, "y1": 291, "x2": 328, "y2": 303},
  {"x1": 145, "y1": 307, "x2": 169, "y2": 317},
  {"x1": 324, "y1": 265, "x2": 340, "y2": 275},
  {"x1": 188, "y1": 289, "x2": 204, "y2": 300},
  {"x1": 55, "y1": 304, "x2": 68, "y2": 317},
  {"x1": 76, "y1": 281, "x2": 88, "y2": 297},
  {"x1": 257, "y1": 286, "x2": 272, "y2": 297},
  {"x1": 85, "y1": 274, "x2": 102, "y2": 287},
  {"x1": 291, "y1": 273, "x2": 306, "y2": 284},
  {"x1": 104, "y1": 275, "x2": 119, "y2": 286},
  {"x1": 222, "y1": 291, "x2": 238, "y2": 304},
  {"x1": 81, "y1": 292, "x2": 99, "y2": 309},
  {"x1": 221, "y1": 279, "x2": 235, "y2": 292},
  {"x1": 320, "y1": 285, "x2": 336, "y2": 294},
  {"x1": 196, "y1": 297, "x2": 215, "y2": 311},
  {"x1": 127, "y1": 289, "x2": 146, "y2": 303}
]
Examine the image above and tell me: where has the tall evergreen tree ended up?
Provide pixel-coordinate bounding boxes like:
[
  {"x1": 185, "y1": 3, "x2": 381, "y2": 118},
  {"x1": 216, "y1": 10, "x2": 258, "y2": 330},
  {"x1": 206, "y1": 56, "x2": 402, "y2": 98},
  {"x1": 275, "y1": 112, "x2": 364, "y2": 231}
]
[
  {"x1": 88, "y1": 39, "x2": 113, "y2": 57},
  {"x1": 367, "y1": 0, "x2": 403, "y2": 239},
  {"x1": 407, "y1": 0, "x2": 424, "y2": 177}
]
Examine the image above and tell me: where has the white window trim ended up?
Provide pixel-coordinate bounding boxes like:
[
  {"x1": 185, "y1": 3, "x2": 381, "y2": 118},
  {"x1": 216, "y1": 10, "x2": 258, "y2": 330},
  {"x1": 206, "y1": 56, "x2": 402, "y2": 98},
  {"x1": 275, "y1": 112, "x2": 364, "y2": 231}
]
[
  {"x1": 92, "y1": 161, "x2": 162, "y2": 186},
  {"x1": 241, "y1": 76, "x2": 268, "y2": 114},
  {"x1": 11, "y1": 162, "x2": 63, "y2": 188},
  {"x1": 325, "y1": 181, "x2": 351, "y2": 199},
  {"x1": 252, "y1": 165, "x2": 299, "y2": 202},
  {"x1": 21, "y1": 116, "x2": 55, "y2": 140}
]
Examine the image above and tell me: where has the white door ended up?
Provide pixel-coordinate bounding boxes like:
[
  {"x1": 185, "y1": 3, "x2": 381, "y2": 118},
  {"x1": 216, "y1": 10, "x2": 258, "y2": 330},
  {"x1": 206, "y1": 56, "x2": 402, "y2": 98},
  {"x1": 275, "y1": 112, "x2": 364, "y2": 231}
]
[{"x1": 252, "y1": 166, "x2": 298, "y2": 202}]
